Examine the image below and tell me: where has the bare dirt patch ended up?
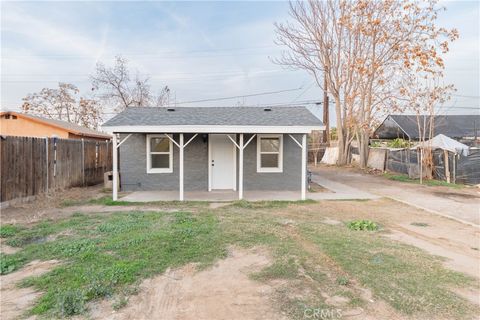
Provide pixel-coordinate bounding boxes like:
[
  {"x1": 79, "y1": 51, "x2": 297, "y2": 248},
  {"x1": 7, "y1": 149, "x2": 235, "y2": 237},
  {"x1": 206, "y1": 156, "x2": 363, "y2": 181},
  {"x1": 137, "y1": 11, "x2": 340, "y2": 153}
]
[
  {"x1": 0, "y1": 238, "x2": 21, "y2": 254},
  {"x1": 90, "y1": 248, "x2": 285, "y2": 320},
  {"x1": 209, "y1": 202, "x2": 231, "y2": 209},
  {"x1": 1, "y1": 185, "x2": 106, "y2": 224},
  {"x1": 1, "y1": 260, "x2": 60, "y2": 320}
]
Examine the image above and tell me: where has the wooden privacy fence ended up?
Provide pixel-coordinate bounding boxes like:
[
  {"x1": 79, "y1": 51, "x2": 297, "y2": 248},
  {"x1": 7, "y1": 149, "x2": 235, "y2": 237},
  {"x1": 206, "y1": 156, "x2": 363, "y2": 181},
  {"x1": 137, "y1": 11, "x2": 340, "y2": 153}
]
[{"x1": 0, "y1": 136, "x2": 112, "y2": 203}]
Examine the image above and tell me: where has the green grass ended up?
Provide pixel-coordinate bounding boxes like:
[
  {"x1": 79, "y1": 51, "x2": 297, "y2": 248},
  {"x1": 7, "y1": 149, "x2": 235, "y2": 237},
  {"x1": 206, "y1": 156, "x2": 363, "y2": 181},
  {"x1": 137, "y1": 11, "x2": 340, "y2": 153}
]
[
  {"x1": 383, "y1": 173, "x2": 464, "y2": 188},
  {"x1": 60, "y1": 196, "x2": 210, "y2": 208},
  {"x1": 0, "y1": 224, "x2": 22, "y2": 237},
  {"x1": 1, "y1": 200, "x2": 477, "y2": 319},
  {"x1": 2, "y1": 211, "x2": 227, "y2": 317},
  {"x1": 230, "y1": 199, "x2": 316, "y2": 209}
]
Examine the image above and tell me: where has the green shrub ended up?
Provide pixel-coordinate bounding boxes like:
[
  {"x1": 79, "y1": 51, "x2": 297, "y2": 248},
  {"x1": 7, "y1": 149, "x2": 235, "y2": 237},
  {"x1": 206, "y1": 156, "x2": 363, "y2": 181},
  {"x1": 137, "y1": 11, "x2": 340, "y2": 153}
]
[{"x1": 347, "y1": 220, "x2": 378, "y2": 231}]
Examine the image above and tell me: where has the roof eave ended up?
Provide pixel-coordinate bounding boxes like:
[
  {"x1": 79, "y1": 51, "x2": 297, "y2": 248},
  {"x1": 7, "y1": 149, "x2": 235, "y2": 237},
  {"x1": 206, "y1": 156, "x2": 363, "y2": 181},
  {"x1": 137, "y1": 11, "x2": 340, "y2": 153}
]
[{"x1": 101, "y1": 125, "x2": 325, "y2": 134}]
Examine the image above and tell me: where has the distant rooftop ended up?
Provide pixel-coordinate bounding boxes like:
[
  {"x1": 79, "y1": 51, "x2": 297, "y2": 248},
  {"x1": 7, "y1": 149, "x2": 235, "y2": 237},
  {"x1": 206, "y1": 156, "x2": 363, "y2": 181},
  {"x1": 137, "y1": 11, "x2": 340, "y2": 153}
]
[
  {"x1": 374, "y1": 114, "x2": 480, "y2": 139},
  {"x1": 0, "y1": 111, "x2": 111, "y2": 139}
]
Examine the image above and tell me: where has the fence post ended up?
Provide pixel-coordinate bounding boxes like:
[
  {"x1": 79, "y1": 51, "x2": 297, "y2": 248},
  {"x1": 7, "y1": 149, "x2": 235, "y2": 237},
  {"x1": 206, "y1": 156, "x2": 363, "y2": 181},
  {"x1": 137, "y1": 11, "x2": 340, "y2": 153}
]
[
  {"x1": 82, "y1": 138, "x2": 85, "y2": 187},
  {"x1": 45, "y1": 138, "x2": 49, "y2": 193},
  {"x1": 53, "y1": 137, "x2": 57, "y2": 178},
  {"x1": 452, "y1": 154, "x2": 456, "y2": 184},
  {"x1": 444, "y1": 150, "x2": 450, "y2": 183}
]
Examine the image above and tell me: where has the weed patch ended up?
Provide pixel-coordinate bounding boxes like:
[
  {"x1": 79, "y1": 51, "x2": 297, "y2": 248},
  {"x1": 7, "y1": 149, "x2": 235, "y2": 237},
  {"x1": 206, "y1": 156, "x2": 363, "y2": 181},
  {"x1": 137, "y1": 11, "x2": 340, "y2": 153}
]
[{"x1": 347, "y1": 220, "x2": 379, "y2": 231}]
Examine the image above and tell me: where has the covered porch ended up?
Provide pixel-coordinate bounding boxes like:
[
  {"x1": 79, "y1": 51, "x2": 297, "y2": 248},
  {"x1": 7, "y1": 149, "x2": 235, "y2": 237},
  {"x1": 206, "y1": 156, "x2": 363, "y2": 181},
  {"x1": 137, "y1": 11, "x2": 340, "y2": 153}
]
[{"x1": 112, "y1": 132, "x2": 309, "y2": 202}]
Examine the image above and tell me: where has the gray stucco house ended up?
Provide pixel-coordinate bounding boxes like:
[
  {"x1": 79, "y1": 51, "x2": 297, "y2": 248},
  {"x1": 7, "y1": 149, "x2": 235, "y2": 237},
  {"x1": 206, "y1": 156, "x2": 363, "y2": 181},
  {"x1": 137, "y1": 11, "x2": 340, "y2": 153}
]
[{"x1": 102, "y1": 106, "x2": 324, "y2": 201}]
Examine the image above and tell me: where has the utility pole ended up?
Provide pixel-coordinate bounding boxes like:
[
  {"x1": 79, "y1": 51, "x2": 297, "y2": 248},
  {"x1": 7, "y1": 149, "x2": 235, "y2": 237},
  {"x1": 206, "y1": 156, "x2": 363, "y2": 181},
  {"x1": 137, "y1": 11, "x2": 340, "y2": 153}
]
[{"x1": 322, "y1": 73, "x2": 330, "y2": 144}]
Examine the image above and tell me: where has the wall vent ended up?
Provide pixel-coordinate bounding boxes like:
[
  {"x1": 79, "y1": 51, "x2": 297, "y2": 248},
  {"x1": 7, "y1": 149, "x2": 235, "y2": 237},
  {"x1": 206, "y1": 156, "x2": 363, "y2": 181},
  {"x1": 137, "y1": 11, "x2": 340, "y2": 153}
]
[{"x1": 264, "y1": 108, "x2": 272, "y2": 111}]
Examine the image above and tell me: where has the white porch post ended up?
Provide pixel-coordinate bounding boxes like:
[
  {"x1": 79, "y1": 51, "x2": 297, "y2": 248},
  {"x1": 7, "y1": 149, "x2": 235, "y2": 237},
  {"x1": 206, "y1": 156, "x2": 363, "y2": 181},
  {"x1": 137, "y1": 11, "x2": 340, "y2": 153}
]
[
  {"x1": 239, "y1": 134, "x2": 244, "y2": 200},
  {"x1": 112, "y1": 133, "x2": 118, "y2": 201},
  {"x1": 179, "y1": 133, "x2": 184, "y2": 201},
  {"x1": 301, "y1": 134, "x2": 307, "y2": 200}
]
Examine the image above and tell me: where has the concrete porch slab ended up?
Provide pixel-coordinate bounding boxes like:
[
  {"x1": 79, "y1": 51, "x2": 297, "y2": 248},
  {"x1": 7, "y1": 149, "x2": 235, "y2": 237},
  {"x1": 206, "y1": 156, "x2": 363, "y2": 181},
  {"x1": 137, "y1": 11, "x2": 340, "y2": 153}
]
[
  {"x1": 118, "y1": 181, "x2": 379, "y2": 202},
  {"x1": 120, "y1": 190, "x2": 310, "y2": 202}
]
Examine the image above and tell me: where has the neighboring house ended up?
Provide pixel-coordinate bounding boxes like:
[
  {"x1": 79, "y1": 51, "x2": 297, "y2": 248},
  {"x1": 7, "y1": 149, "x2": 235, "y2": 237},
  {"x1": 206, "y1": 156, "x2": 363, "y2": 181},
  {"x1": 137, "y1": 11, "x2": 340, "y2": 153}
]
[
  {"x1": 373, "y1": 114, "x2": 480, "y2": 142},
  {"x1": 102, "y1": 106, "x2": 324, "y2": 201},
  {"x1": 0, "y1": 111, "x2": 111, "y2": 141}
]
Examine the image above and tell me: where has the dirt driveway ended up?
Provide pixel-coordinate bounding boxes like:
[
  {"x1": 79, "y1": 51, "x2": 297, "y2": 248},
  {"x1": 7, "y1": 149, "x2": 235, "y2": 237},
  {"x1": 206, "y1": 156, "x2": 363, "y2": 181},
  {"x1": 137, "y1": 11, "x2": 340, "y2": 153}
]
[{"x1": 311, "y1": 165, "x2": 480, "y2": 226}]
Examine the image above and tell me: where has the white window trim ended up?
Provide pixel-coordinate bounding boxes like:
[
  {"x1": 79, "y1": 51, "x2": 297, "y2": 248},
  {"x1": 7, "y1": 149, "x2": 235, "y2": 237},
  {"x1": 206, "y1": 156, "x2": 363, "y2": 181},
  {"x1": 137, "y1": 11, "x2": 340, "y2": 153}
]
[
  {"x1": 257, "y1": 134, "x2": 283, "y2": 173},
  {"x1": 146, "y1": 134, "x2": 173, "y2": 173}
]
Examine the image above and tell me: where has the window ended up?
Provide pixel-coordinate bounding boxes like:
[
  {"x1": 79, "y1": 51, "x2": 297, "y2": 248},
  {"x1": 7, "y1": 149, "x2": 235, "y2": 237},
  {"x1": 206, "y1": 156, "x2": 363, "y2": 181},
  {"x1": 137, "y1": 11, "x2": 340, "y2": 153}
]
[
  {"x1": 146, "y1": 134, "x2": 173, "y2": 173},
  {"x1": 257, "y1": 134, "x2": 283, "y2": 172}
]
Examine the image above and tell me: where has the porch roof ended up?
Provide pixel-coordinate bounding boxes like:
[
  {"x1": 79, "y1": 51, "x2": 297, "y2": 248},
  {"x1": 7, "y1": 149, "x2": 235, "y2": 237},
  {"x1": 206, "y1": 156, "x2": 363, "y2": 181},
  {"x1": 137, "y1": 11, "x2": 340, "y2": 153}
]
[{"x1": 102, "y1": 106, "x2": 324, "y2": 134}]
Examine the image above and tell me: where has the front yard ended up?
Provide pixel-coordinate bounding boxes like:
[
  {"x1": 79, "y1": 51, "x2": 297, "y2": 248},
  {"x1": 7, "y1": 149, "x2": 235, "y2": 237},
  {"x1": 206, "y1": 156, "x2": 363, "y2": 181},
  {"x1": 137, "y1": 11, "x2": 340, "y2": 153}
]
[{"x1": 1, "y1": 197, "x2": 479, "y2": 319}]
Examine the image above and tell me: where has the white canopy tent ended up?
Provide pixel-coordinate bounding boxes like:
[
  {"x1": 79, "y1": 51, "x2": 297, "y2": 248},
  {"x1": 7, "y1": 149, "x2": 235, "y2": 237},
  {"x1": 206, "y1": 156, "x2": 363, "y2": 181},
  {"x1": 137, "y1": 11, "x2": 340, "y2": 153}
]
[{"x1": 415, "y1": 134, "x2": 469, "y2": 156}]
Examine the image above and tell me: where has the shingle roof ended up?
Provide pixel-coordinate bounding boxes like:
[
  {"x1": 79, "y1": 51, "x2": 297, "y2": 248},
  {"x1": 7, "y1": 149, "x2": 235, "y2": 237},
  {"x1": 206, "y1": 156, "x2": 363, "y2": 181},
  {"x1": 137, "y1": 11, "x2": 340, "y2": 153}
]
[
  {"x1": 374, "y1": 114, "x2": 480, "y2": 139},
  {"x1": 102, "y1": 106, "x2": 323, "y2": 127},
  {"x1": 1, "y1": 111, "x2": 111, "y2": 139}
]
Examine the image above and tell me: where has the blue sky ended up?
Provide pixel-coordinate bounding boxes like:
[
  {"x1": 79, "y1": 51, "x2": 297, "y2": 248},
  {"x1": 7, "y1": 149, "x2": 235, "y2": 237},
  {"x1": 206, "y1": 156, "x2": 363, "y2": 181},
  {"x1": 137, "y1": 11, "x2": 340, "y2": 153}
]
[{"x1": 1, "y1": 1, "x2": 479, "y2": 120}]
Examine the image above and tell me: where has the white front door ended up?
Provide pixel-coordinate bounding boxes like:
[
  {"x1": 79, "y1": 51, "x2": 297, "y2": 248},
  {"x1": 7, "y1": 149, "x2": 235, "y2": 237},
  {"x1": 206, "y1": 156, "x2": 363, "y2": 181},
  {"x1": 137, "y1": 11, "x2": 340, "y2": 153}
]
[{"x1": 209, "y1": 134, "x2": 236, "y2": 190}]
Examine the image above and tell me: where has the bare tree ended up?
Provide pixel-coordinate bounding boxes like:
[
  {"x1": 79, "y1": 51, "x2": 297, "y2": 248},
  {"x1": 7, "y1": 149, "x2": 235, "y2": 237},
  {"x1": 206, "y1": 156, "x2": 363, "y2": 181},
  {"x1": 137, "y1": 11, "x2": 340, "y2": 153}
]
[
  {"x1": 91, "y1": 56, "x2": 170, "y2": 112},
  {"x1": 275, "y1": 0, "x2": 457, "y2": 167},
  {"x1": 275, "y1": 0, "x2": 358, "y2": 165},
  {"x1": 21, "y1": 83, "x2": 103, "y2": 129}
]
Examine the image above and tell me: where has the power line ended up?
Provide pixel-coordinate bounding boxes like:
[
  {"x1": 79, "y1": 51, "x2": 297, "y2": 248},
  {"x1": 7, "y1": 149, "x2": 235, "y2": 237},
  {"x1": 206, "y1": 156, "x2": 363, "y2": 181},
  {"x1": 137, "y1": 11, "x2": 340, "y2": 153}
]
[
  {"x1": 291, "y1": 82, "x2": 315, "y2": 103},
  {"x1": 435, "y1": 106, "x2": 479, "y2": 110},
  {"x1": 1, "y1": 71, "x2": 301, "y2": 84},
  {"x1": 175, "y1": 87, "x2": 304, "y2": 105},
  {"x1": 2, "y1": 69, "x2": 286, "y2": 77},
  {"x1": 2, "y1": 49, "x2": 280, "y2": 61},
  {"x1": 451, "y1": 94, "x2": 480, "y2": 99},
  {"x1": 2, "y1": 45, "x2": 278, "y2": 59}
]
